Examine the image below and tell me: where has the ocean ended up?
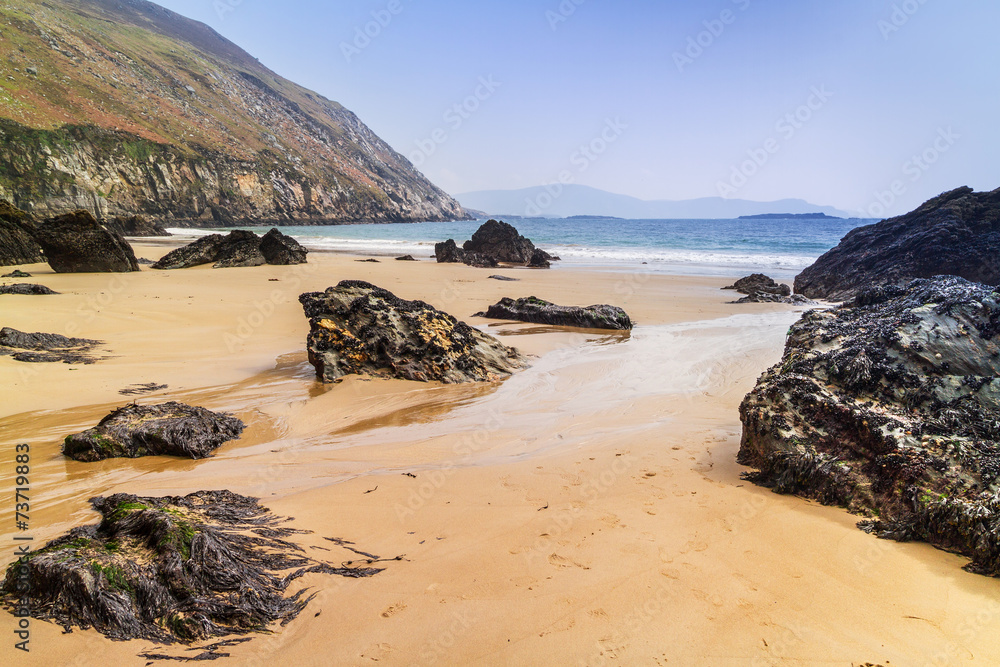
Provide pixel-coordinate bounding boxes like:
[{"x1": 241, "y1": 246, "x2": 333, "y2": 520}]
[{"x1": 168, "y1": 217, "x2": 869, "y2": 280}]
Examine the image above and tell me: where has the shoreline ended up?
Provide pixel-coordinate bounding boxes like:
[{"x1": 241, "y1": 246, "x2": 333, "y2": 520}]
[{"x1": 4, "y1": 249, "x2": 1000, "y2": 664}]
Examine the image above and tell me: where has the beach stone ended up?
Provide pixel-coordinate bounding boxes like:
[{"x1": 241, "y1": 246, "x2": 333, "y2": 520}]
[
  {"x1": 722, "y1": 273, "x2": 813, "y2": 304},
  {"x1": 260, "y1": 228, "x2": 308, "y2": 265},
  {"x1": 62, "y1": 401, "x2": 245, "y2": 461},
  {"x1": 434, "y1": 239, "x2": 465, "y2": 264},
  {"x1": 0, "y1": 326, "x2": 101, "y2": 364},
  {"x1": 463, "y1": 219, "x2": 536, "y2": 264},
  {"x1": 395, "y1": 255, "x2": 417, "y2": 261},
  {"x1": 489, "y1": 275, "x2": 519, "y2": 282},
  {"x1": 475, "y1": 297, "x2": 633, "y2": 330},
  {"x1": 795, "y1": 186, "x2": 1000, "y2": 301},
  {"x1": 738, "y1": 276, "x2": 1000, "y2": 575},
  {"x1": 0, "y1": 283, "x2": 58, "y2": 295},
  {"x1": 2, "y1": 269, "x2": 32, "y2": 278},
  {"x1": 300, "y1": 280, "x2": 527, "y2": 383},
  {"x1": 153, "y1": 230, "x2": 270, "y2": 269},
  {"x1": 0, "y1": 200, "x2": 43, "y2": 267},
  {"x1": 32, "y1": 210, "x2": 139, "y2": 273},
  {"x1": 0, "y1": 490, "x2": 381, "y2": 643}
]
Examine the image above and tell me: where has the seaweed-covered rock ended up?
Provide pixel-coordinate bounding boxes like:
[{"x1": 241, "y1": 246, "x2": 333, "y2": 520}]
[
  {"x1": 795, "y1": 187, "x2": 1000, "y2": 301},
  {"x1": 0, "y1": 491, "x2": 383, "y2": 643},
  {"x1": 738, "y1": 276, "x2": 1000, "y2": 575},
  {"x1": 2, "y1": 269, "x2": 31, "y2": 278},
  {"x1": 300, "y1": 280, "x2": 527, "y2": 383},
  {"x1": 0, "y1": 283, "x2": 58, "y2": 295},
  {"x1": 435, "y1": 239, "x2": 465, "y2": 264},
  {"x1": 102, "y1": 215, "x2": 170, "y2": 237},
  {"x1": 260, "y1": 228, "x2": 308, "y2": 265},
  {"x1": 63, "y1": 402, "x2": 246, "y2": 462},
  {"x1": 0, "y1": 200, "x2": 43, "y2": 267},
  {"x1": 463, "y1": 219, "x2": 536, "y2": 264},
  {"x1": 475, "y1": 297, "x2": 633, "y2": 330},
  {"x1": 0, "y1": 326, "x2": 102, "y2": 364},
  {"x1": 32, "y1": 210, "x2": 139, "y2": 273}
]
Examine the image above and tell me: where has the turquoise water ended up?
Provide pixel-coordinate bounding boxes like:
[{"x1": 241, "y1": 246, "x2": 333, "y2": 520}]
[{"x1": 168, "y1": 217, "x2": 869, "y2": 279}]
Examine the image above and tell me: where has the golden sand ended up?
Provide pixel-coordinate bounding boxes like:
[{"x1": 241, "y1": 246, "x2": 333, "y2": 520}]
[{"x1": 2, "y1": 245, "x2": 999, "y2": 665}]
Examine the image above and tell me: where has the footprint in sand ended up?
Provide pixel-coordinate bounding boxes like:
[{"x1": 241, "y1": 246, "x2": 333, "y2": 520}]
[
  {"x1": 381, "y1": 602, "x2": 407, "y2": 618},
  {"x1": 548, "y1": 553, "x2": 591, "y2": 570}
]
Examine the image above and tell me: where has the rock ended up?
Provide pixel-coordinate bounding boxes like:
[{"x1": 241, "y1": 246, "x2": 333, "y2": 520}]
[
  {"x1": 32, "y1": 210, "x2": 139, "y2": 273},
  {"x1": 795, "y1": 187, "x2": 1000, "y2": 301},
  {"x1": 738, "y1": 276, "x2": 1000, "y2": 575},
  {"x1": 0, "y1": 283, "x2": 58, "y2": 295},
  {"x1": 463, "y1": 219, "x2": 536, "y2": 264},
  {"x1": 0, "y1": 200, "x2": 44, "y2": 267},
  {"x1": 25, "y1": 66, "x2": 37, "y2": 75},
  {"x1": 102, "y1": 215, "x2": 169, "y2": 237},
  {"x1": 152, "y1": 233, "x2": 227, "y2": 269},
  {"x1": 475, "y1": 297, "x2": 633, "y2": 330},
  {"x1": 211, "y1": 230, "x2": 265, "y2": 268},
  {"x1": 489, "y1": 275, "x2": 519, "y2": 282},
  {"x1": 2, "y1": 270, "x2": 32, "y2": 278},
  {"x1": 119, "y1": 382, "x2": 168, "y2": 396},
  {"x1": 0, "y1": 326, "x2": 101, "y2": 364},
  {"x1": 464, "y1": 253, "x2": 498, "y2": 268},
  {"x1": 527, "y1": 248, "x2": 551, "y2": 269},
  {"x1": 723, "y1": 273, "x2": 791, "y2": 297},
  {"x1": 732, "y1": 293, "x2": 816, "y2": 305},
  {"x1": 260, "y1": 228, "x2": 308, "y2": 265},
  {"x1": 0, "y1": 490, "x2": 382, "y2": 643},
  {"x1": 63, "y1": 402, "x2": 245, "y2": 461},
  {"x1": 435, "y1": 239, "x2": 466, "y2": 264},
  {"x1": 299, "y1": 280, "x2": 527, "y2": 383},
  {"x1": 136, "y1": 257, "x2": 154, "y2": 265},
  {"x1": 395, "y1": 255, "x2": 416, "y2": 261},
  {"x1": 355, "y1": 258, "x2": 380, "y2": 263}
]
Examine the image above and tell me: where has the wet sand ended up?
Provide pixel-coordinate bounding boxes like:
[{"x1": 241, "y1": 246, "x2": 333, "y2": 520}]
[{"x1": 2, "y1": 247, "x2": 1000, "y2": 665}]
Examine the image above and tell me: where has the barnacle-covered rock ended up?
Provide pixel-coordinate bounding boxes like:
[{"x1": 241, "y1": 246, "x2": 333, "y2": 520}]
[
  {"x1": 739, "y1": 276, "x2": 1000, "y2": 574},
  {"x1": 300, "y1": 280, "x2": 527, "y2": 383}
]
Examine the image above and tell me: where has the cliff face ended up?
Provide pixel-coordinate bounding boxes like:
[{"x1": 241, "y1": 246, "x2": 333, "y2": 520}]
[{"x1": 0, "y1": 0, "x2": 468, "y2": 225}]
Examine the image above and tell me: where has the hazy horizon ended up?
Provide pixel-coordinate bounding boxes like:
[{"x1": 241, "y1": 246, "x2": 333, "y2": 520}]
[{"x1": 150, "y1": 0, "x2": 998, "y2": 218}]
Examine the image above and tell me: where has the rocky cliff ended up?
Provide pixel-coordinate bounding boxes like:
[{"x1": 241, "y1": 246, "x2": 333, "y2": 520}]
[{"x1": 0, "y1": 0, "x2": 468, "y2": 226}]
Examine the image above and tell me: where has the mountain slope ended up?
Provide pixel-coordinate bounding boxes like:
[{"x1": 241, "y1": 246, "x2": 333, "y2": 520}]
[
  {"x1": 0, "y1": 0, "x2": 467, "y2": 225},
  {"x1": 457, "y1": 185, "x2": 852, "y2": 219}
]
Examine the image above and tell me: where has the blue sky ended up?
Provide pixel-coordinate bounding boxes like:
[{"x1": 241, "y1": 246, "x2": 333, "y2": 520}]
[{"x1": 154, "y1": 0, "x2": 998, "y2": 216}]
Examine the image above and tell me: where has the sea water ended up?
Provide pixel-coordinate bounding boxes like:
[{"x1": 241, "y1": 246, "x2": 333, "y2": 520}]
[{"x1": 168, "y1": 216, "x2": 869, "y2": 279}]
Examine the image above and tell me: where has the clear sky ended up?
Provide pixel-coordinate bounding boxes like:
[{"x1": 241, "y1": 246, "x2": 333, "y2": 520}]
[{"x1": 152, "y1": 0, "x2": 998, "y2": 216}]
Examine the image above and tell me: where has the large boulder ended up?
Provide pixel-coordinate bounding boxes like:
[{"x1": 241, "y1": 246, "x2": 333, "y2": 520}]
[
  {"x1": 795, "y1": 187, "x2": 1000, "y2": 301},
  {"x1": 463, "y1": 219, "x2": 536, "y2": 264},
  {"x1": 102, "y1": 215, "x2": 170, "y2": 237},
  {"x1": 475, "y1": 297, "x2": 633, "y2": 330},
  {"x1": 738, "y1": 276, "x2": 1000, "y2": 575},
  {"x1": 62, "y1": 402, "x2": 246, "y2": 461},
  {"x1": 153, "y1": 229, "x2": 305, "y2": 269},
  {"x1": 435, "y1": 239, "x2": 466, "y2": 264},
  {"x1": 260, "y1": 228, "x2": 308, "y2": 265},
  {"x1": 32, "y1": 210, "x2": 139, "y2": 273},
  {"x1": 0, "y1": 491, "x2": 380, "y2": 643},
  {"x1": 0, "y1": 200, "x2": 43, "y2": 267},
  {"x1": 299, "y1": 280, "x2": 527, "y2": 383}
]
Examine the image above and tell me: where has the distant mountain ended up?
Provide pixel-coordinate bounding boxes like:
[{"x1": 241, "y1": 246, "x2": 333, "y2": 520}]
[
  {"x1": 0, "y1": 0, "x2": 467, "y2": 225},
  {"x1": 457, "y1": 185, "x2": 851, "y2": 220},
  {"x1": 739, "y1": 213, "x2": 841, "y2": 220}
]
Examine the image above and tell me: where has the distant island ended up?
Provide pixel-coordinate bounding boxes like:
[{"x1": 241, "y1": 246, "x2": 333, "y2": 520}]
[
  {"x1": 565, "y1": 215, "x2": 624, "y2": 220},
  {"x1": 738, "y1": 213, "x2": 842, "y2": 220}
]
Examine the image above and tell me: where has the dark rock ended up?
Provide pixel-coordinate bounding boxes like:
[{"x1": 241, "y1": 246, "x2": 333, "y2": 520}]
[
  {"x1": 299, "y1": 280, "x2": 527, "y2": 383},
  {"x1": 355, "y1": 258, "x2": 380, "y2": 263},
  {"x1": 0, "y1": 490, "x2": 383, "y2": 643},
  {"x1": 464, "y1": 253, "x2": 498, "y2": 268},
  {"x1": 211, "y1": 230, "x2": 265, "y2": 268},
  {"x1": 136, "y1": 257, "x2": 154, "y2": 265},
  {"x1": 2, "y1": 269, "x2": 31, "y2": 278},
  {"x1": 463, "y1": 219, "x2": 536, "y2": 264},
  {"x1": 0, "y1": 283, "x2": 58, "y2": 295},
  {"x1": 0, "y1": 200, "x2": 43, "y2": 267},
  {"x1": 732, "y1": 293, "x2": 816, "y2": 305},
  {"x1": 153, "y1": 230, "x2": 267, "y2": 270},
  {"x1": 63, "y1": 402, "x2": 245, "y2": 461},
  {"x1": 0, "y1": 326, "x2": 102, "y2": 364},
  {"x1": 260, "y1": 228, "x2": 308, "y2": 265},
  {"x1": 738, "y1": 276, "x2": 1000, "y2": 575},
  {"x1": 395, "y1": 255, "x2": 417, "y2": 261},
  {"x1": 32, "y1": 210, "x2": 139, "y2": 273},
  {"x1": 795, "y1": 187, "x2": 1000, "y2": 301},
  {"x1": 475, "y1": 297, "x2": 633, "y2": 330},
  {"x1": 723, "y1": 273, "x2": 791, "y2": 297},
  {"x1": 102, "y1": 215, "x2": 169, "y2": 237},
  {"x1": 527, "y1": 248, "x2": 551, "y2": 269},
  {"x1": 435, "y1": 239, "x2": 465, "y2": 264},
  {"x1": 119, "y1": 382, "x2": 168, "y2": 396},
  {"x1": 489, "y1": 275, "x2": 519, "y2": 282}
]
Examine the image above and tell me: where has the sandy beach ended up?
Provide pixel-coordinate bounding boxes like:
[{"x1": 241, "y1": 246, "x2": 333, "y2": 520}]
[{"x1": 3, "y1": 247, "x2": 1000, "y2": 666}]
